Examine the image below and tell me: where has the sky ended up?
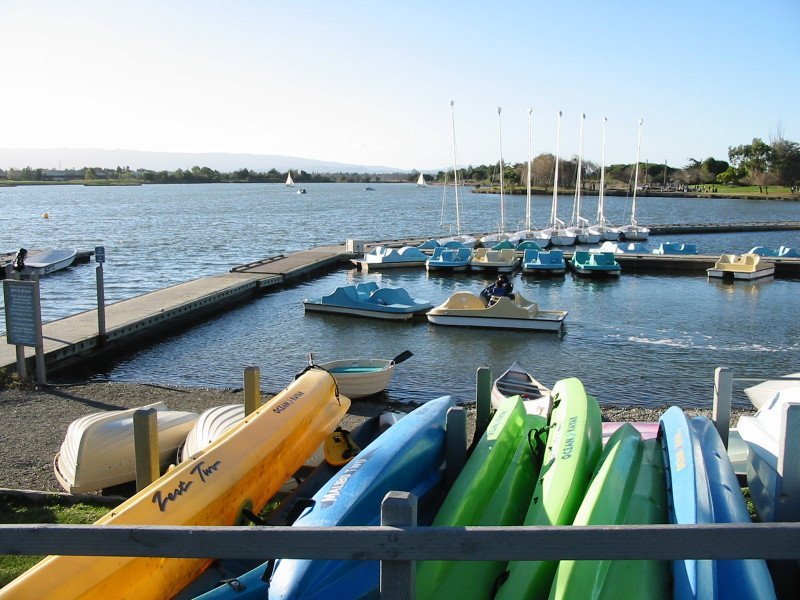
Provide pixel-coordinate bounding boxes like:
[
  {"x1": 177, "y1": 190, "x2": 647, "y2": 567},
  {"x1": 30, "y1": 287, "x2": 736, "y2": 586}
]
[{"x1": 1, "y1": 0, "x2": 798, "y2": 171}]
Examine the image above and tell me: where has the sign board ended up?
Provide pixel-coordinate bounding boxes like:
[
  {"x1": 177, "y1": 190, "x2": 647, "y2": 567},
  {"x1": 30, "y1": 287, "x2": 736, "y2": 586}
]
[
  {"x1": 95, "y1": 246, "x2": 106, "y2": 263},
  {"x1": 3, "y1": 279, "x2": 42, "y2": 347}
]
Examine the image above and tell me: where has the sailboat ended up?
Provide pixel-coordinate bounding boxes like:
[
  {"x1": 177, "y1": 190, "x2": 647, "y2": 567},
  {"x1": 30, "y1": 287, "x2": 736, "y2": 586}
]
[
  {"x1": 594, "y1": 117, "x2": 621, "y2": 241},
  {"x1": 544, "y1": 110, "x2": 576, "y2": 246},
  {"x1": 619, "y1": 118, "x2": 650, "y2": 241},
  {"x1": 285, "y1": 171, "x2": 294, "y2": 186},
  {"x1": 417, "y1": 173, "x2": 427, "y2": 187},
  {"x1": 572, "y1": 114, "x2": 601, "y2": 244},
  {"x1": 437, "y1": 101, "x2": 477, "y2": 249},
  {"x1": 510, "y1": 108, "x2": 550, "y2": 247},
  {"x1": 481, "y1": 107, "x2": 511, "y2": 245}
]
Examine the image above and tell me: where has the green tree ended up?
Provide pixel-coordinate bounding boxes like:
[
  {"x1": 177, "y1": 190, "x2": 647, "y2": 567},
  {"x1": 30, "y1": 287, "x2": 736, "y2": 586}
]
[{"x1": 728, "y1": 138, "x2": 772, "y2": 185}]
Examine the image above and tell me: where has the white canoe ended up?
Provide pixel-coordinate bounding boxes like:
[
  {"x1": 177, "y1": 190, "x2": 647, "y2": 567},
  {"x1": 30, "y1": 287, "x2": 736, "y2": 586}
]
[
  {"x1": 317, "y1": 351, "x2": 412, "y2": 399},
  {"x1": 180, "y1": 403, "x2": 245, "y2": 461},
  {"x1": 491, "y1": 361, "x2": 552, "y2": 417},
  {"x1": 54, "y1": 402, "x2": 198, "y2": 494},
  {"x1": 744, "y1": 372, "x2": 800, "y2": 409}
]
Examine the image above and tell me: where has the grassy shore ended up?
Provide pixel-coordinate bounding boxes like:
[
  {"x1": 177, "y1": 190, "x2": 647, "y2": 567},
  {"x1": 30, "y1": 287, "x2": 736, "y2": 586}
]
[{"x1": 471, "y1": 183, "x2": 800, "y2": 200}]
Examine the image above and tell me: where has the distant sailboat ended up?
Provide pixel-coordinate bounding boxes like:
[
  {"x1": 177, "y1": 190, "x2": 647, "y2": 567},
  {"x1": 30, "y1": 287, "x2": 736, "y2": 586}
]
[
  {"x1": 594, "y1": 117, "x2": 621, "y2": 241},
  {"x1": 285, "y1": 171, "x2": 294, "y2": 187},
  {"x1": 544, "y1": 110, "x2": 576, "y2": 246},
  {"x1": 619, "y1": 118, "x2": 650, "y2": 241},
  {"x1": 481, "y1": 107, "x2": 511, "y2": 245},
  {"x1": 437, "y1": 100, "x2": 476, "y2": 249},
  {"x1": 417, "y1": 173, "x2": 427, "y2": 187},
  {"x1": 511, "y1": 108, "x2": 550, "y2": 247}
]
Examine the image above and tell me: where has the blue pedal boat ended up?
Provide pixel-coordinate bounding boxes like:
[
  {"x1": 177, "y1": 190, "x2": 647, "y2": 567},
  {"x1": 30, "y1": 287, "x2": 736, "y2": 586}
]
[
  {"x1": 426, "y1": 246, "x2": 472, "y2": 272},
  {"x1": 569, "y1": 251, "x2": 621, "y2": 277},
  {"x1": 303, "y1": 282, "x2": 432, "y2": 320},
  {"x1": 521, "y1": 248, "x2": 566, "y2": 275}
]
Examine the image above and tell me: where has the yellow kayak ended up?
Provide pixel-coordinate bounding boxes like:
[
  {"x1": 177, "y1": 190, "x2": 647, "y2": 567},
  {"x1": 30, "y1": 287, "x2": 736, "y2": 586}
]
[{"x1": 0, "y1": 369, "x2": 350, "y2": 600}]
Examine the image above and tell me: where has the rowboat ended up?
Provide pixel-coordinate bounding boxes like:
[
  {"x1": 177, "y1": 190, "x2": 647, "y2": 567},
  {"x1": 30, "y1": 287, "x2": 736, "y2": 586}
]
[
  {"x1": 550, "y1": 426, "x2": 669, "y2": 599},
  {"x1": 197, "y1": 395, "x2": 454, "y2": 600},
  {"x1": 491, "y1": 361, "x2": 551, "y2": 416},
  {"x1": 179, "y1": 403, "x2": 244, "y2": 462},
  {"x1": 314, "y1": 350, "x2": 413, "y2": 398},
  {"x1": 302, "y1": 282, "x2": 432, "y2": 320},
  {"x1": 743, "y1": 372, "x2": 800, "y2": 409},
  {"x1": 495, "y1": 378, "x2": 602, "y2": 600},
  {"x1": 417, "y1": 396, "x2": 547, "y2": 600},
  {"x1": 53, "y1": 402, "x2": 199, "y2": 494},
  {"x1": 426, "y1": 290, "x2": 567, "y2": 332},
  {"x1": 3, "y1": 248, "x2": 77, "y2": 277},
  {"x1": 0, "y1": 369, "x2": 350, "y2": 600}
]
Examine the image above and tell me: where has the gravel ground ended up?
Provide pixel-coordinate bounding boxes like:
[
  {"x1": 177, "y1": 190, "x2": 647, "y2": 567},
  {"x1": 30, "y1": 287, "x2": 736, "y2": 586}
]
[{"x1": 0, "y1": 381, "x2": 754, "y2": 495}]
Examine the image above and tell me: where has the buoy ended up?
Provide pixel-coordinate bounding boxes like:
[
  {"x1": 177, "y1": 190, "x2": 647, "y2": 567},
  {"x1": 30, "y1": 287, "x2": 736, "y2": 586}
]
[{"x1": 42, "y1": 212, "x2": 49, "y2": 219}]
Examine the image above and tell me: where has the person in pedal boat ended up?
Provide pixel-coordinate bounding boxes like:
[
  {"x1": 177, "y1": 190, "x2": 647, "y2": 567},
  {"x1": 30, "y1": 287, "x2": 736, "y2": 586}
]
[{"x1": 481, "y1": 274, "x2": 514, "y2": 305}]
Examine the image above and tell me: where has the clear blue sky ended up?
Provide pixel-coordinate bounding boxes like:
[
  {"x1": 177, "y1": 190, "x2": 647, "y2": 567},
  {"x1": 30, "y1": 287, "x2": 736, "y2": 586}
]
[{"x1": 1, "y1": 0, "x2": 798, "y2": 171}]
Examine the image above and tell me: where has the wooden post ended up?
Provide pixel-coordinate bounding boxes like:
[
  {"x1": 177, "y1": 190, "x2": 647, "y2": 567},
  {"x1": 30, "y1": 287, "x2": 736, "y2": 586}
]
[
  {"x1": 712, "y1": 367, "x2": 732, "y2": 449},
  {"x1": 445, "y1": 406, "x2": 466, "y2": 489},
  {"x1": 776, "y1": 403, "x2": 800, "y2": 522},
  {"x1": 134, "y1": 408, "x2": 159, "y2": 491},
  {"x1": 96, "y1": 264, "x2": 106, "y2": 346},
  {"x1": 31, "y1": 276, "x2": 46, "y2": 385},
  {"x1": 244, "y1": 366, "x2": 260, "y2": 416},
  {"x1": 474, "y1": 367, "x2": 492, "y2": 444},
  {"x1": 380, "y1": 491, "x2": 417, "y2": 600}
]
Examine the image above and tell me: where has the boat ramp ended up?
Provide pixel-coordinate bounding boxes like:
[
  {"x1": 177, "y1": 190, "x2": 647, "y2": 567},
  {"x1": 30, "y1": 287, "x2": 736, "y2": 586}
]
[{"x1": 2, "y1": 232, "x2": 799, "y2": 377}]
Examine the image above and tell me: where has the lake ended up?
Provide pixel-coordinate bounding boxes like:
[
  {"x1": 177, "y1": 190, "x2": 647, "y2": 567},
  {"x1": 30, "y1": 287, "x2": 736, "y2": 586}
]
[{"x1": 2, "y1": 183, "x2": 799, "y2": 407}]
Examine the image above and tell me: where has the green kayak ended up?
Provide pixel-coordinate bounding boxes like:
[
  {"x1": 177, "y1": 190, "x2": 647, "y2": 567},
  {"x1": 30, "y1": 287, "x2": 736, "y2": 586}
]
[
  {"x1": 549, "y1": 425, "x2": 669, "y2": 599},
  {"x1": 495, "y1": 377, "x2": 603, "y2": 600},
  {"x1": 416, "y1": 395, "x2": 547, "y2": 600}
]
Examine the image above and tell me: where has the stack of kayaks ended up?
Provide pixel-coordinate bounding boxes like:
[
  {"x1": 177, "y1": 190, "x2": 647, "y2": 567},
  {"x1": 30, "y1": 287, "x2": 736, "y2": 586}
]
[
  {"x1": 196, "y1": 395, "x2": 454, "y2": 599},
  {"x1": 493, "y1": 377, "x2": 603, "y2": 600},
  {"x1": 416, "y1": 395, "x2": 548, "y2": 599},
  {"x1": 550, "y1": 424, "x2": 669, "y2": 599},
  {"x1": 659, "y1": 406, "x2": 776, "y2": 599}
]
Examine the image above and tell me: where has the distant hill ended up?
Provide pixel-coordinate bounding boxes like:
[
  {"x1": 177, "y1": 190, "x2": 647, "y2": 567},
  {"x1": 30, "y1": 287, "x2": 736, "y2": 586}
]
[{"x1": 0, "y1": 147, "x2": 403, "y2": 174}]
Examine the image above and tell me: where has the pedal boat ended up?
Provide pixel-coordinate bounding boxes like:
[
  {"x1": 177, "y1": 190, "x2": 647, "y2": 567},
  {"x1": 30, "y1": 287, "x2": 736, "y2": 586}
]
[
  {"x1": 350, "y1": 245, "x2": 427, "y2": 270},
  {"x1": 426, "y1": 290, "x2": 567, "y2": 332},
  {"x1": 469, "y1": 247, "x2": 520, "y2": 273},
  {"x1": 569, "y1": 250, "x2": 621, "y2": 277},
  {"x1": 303, "y1": 282, "x2": 432, "y2": 320},
  {"x1": 707, "y1": 253, "x2": 775, "y2": 280}
]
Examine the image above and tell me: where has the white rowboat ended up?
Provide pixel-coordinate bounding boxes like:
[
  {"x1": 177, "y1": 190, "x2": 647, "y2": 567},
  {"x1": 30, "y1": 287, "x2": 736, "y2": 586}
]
[{"x1": 314, "y1": 351, "x2": 413, "y2": 399}]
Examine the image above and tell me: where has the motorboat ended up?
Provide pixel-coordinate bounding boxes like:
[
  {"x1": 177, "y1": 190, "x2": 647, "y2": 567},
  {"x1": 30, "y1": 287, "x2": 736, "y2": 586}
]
[
  {"x1": 303, "y1": 282, "x2": 433, "y2": 320},
  {"x1": 469, "y1": 248, "x2": 520, "y2": 273},
  {"x1": 707, "y1": 253, "x2": 775, "y2": 280},
  {"x1": 5, "y1": 369, "x2": 350, "y2": 600},
  {"x1": 652, "y1": 242, "x2": 699, "y2": 255},
  {"x1": 569, "y1": 251, "x2": 621, "y2": 277},
  {"x1": 744, "y1": 372, "x2": 800, "y2": 409},
  {"x1": 364, "y1": 186, "x2": 376, "y2": 191},
  {"x1": 426, "y1": 290, "x2": 567, "y2": 332},
  {"x1": 491, "y1": 361, "x2": 551, "y2": 416},
  {"x1": 3, "y1": 248, "x2": 77, "y2": 277},
  {"x1": 296, "y1": 188, "x2": 307, "y2": 194},
  {"x1": 350, "y1": 245, "x2": 428, "y2": 270},
  {"x1": 521, "y1": 249, "x2": 566, "y2": 275},
  {"x1": 180, "y1": 404, "x2": 244, "y2": 462},
  {"x1": 426, "y1": 246, "x2": 472, "y2": 273},
  {"x1": 314, "y1": 350, "x2": 413, "y2": 399},
  {"x1": 598, "y1": 241, "x2": 649, "y2": 254},
  {"x1": 53, "y1": 402, "x2": 199, "y2": 494}
]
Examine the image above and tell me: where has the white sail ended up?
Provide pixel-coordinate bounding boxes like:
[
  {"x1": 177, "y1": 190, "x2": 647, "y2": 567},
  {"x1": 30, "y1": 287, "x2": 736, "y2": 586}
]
[
  {"x1": 417, "y1": 173, "x2": 426, "y2": 186},
  {"x1": 285, "y1": 172, "x2": 294, "y2": 186}
]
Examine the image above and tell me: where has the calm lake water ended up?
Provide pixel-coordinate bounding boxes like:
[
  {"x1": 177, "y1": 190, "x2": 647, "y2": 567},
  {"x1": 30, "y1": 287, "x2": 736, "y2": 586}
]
[{"x1": 2, "y1": 183, "x2": 799, "y2": 408}]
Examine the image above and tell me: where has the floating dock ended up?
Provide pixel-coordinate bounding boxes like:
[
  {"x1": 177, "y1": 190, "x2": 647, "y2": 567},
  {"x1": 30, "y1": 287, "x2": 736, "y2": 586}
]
[{"x1": 2, "y1": 228, "x2": 800, "y2": 376}]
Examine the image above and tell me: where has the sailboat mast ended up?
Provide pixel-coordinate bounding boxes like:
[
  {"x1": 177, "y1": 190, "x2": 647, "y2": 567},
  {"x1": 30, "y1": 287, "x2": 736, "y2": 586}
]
[
  {"x1": 597, "y1": 116, "x2": 608, "y2": 224},
  {"x1": 631, "y1": 118, "x2": 643, "y2": 226},
  {"x1": 573, "y1": 113, "x2": 585, "y2": 224},
  {"x1": 498, "y1": 106, "x2": 505, "y2": 233},
  {"x1": 550, "y1": 110, "x2": 562, "y2": 227},
  {"x1": 450, "y1": 100, "x2": 461, "y2": 236},
  {"x1": 525, "y1": 107, "x2": 532, "y2": 230}
]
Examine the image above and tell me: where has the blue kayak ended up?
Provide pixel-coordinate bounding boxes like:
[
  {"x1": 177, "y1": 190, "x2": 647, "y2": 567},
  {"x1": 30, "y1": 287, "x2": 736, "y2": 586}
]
[{"x1": 195, "y1": 395, "x2": 453, "y2": 600}]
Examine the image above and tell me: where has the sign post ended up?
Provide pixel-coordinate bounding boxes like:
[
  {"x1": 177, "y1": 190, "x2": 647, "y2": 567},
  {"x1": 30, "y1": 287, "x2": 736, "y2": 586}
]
[
  {"x1": 95, "y1": 246, "x2": 106, "y2": 345},
  {"x1": 3, "y1": 278, "x2": 46, "y2": 383}
]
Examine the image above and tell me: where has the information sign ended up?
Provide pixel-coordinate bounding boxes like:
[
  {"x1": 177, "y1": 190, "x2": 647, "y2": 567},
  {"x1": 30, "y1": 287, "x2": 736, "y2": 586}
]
[
  {"x1": 95, "y1": 246, "x2": 106, "y2": 263},
  {"x1": 3, "y1": 279, "x2": 42, "y2": 347}
]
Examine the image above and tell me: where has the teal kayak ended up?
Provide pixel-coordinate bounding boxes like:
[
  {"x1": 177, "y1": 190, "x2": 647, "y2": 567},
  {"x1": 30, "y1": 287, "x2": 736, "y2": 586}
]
[
  {"x1": 550, "y1": 424, "x2": 669, "y2": 599},
  {"x1": 495, "y1": 377, "x2": 603, "y2": 600},
  {"x1": 416, "y1": 393, "x2": 547, "y2": 599}
]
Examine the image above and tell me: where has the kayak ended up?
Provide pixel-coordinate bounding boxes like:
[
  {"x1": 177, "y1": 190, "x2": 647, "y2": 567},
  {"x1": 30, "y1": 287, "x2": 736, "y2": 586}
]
[
  {"x1": 0, "y1": 369, "x2": 350, "y2": 600},
  {"x1": 196, "y1": 395, "x2": 454, "y2": 600},
  {"x1": 550, "y1": 424, "x2": 669, "y2": 599},
  {"x1": 494, "y1": 378, "x2": 603, "y2": 600},
  {"x1": 416, "y1": 395, "x2": 548, "y2": 599}
]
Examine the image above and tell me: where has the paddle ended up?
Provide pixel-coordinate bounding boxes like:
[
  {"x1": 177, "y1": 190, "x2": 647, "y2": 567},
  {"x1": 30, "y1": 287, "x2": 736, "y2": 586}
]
[{"x1": 391, "y1": 350, "x2": 413, "y2": 365}]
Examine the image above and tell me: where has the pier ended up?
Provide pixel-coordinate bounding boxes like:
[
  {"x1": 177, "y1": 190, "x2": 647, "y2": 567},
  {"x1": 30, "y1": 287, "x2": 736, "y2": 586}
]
[{"x1": 2, "y1": 225, "x2": 800, "y2": 377}]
